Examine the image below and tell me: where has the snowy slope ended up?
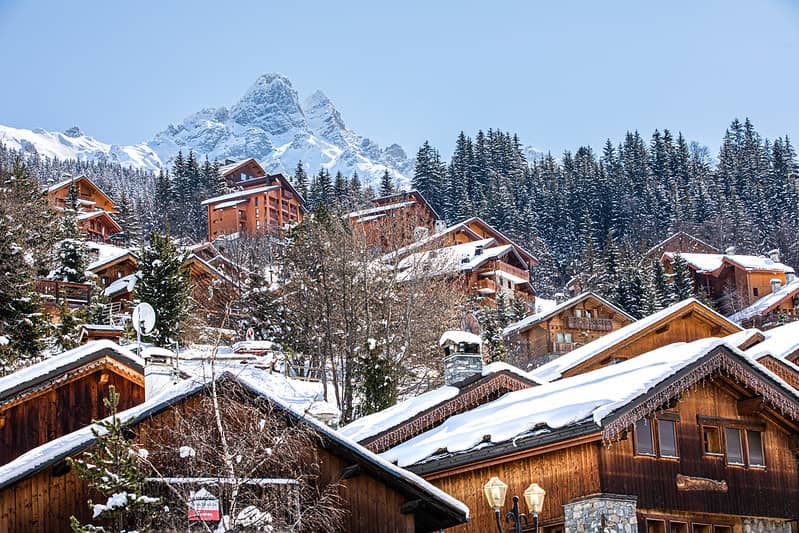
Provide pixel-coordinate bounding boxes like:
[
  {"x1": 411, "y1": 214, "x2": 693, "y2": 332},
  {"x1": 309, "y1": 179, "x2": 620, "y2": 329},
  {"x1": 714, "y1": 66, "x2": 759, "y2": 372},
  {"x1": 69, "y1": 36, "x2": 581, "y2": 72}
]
[
  {"x1": 0, "y1": 73, "x2": 413, "y2": 188},
  {"x1": 0, "y1": 124, "x2": 161, "y2": 171}
]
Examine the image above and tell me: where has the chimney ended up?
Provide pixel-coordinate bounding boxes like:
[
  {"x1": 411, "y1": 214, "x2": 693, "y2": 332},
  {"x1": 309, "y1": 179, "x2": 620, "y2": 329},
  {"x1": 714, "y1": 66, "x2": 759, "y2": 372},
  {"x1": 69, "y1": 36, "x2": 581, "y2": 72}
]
[
  {"x1": 142, "y1": 347, "x2": 180, "y2": 400},
  {"x1": 724, "y1": 246, "x2": 737, "y2": 255},
  {"x1": 771, "y1": 278, "x2": 782, "y2": 294},
  {"x1": 768, "y1": 249, "x2": 781, "y2": 263},
  {"x1": 434, "y1": 220, "x2": 447, "y2": 234},
  {"x1": 440, "y1": 331, "x2": 483, "y2": 386},
  {"x1": 554, "y1": 292, "x2": 567, "y2": 304},
  {"x1": 475, "y1": 245, "x2": 484, "y2": 256}
]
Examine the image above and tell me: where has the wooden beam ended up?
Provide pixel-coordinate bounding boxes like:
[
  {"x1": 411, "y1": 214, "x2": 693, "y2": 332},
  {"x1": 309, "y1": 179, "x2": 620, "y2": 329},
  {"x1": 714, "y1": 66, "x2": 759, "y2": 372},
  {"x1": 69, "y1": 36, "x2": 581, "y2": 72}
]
[
  {"x1": 738, "y1": 397, "x2": 766, "y2": 416},
  {"x1": 340, "y1": 464, "x2": 361, "y2": 480},
  {"x1": 400, "y1": 499, "x2": 421, "y2": 514}
]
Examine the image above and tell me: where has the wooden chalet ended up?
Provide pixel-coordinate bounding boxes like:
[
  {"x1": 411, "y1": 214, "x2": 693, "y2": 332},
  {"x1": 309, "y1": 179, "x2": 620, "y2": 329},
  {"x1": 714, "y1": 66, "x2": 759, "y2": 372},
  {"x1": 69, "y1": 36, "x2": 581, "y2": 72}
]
[
  {"x1": 371, "y1": 338, "x2": 799, "y2": 532},
  {"x1": 203, "y1": 159, "x2": 304, "y2": 241},
  {"x1": 86, "y1": 242, "x2": 138, "y2": 288},
  {"x1": 646, "y1": 232, "x2": 720, "y2": 260},
  {"x1": 46, "y1": 176, "x2": 121, "y2": 243},
  {"x1": 662, "y1": 251, "x2": 796, "y2": 314},
  {"x1": 349, "y1": 190, "x2": 442, "y2": 246},
  {"x1": 395, "y1": 237, "x2": 537, "y2": 304},
  {"x1": 0, "y1": 369, "x2": 468, "y2": 532},
  {"x1": 46, "y1": 175, "x2": 117, "y2": 214},
  {"x1": 502, "y1": 292, "x2": 635, "y2": 369},
  {"x1": 0, "y1": 341, "x2": 143, "y2": 466},
  {"x1": 78, "y1": 324, "x2": 124, "y2": 345},
  {"x1": 529, "y1": 298, "x2": 743, "y2": 382},
  {"x1": 730, "y1": 279, "x2": 799, "y2": 329},
  {"x1": 183, "y1": 252, "x2": 240, "y2": 317}
]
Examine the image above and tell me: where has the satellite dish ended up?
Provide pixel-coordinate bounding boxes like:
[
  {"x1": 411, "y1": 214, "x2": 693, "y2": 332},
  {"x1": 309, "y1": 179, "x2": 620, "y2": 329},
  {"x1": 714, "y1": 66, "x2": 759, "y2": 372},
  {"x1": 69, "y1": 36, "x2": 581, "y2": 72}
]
[{"x1": 132, "y1": 303, "x2": 156, "y2": 335}]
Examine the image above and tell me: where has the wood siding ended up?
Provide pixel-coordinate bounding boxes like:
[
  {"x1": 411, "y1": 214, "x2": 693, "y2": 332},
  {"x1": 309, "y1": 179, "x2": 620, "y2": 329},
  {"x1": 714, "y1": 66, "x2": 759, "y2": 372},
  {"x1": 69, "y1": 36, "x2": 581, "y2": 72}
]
[
  {"x1": 599, "y1": 382, "x2": 799, "y2": 520},
  {"x1": 0, "y1": 365, "x2": 143, "y2": 465},
  {"x1": 424, "y1": 442, "x2": 601, "y2": 532}
]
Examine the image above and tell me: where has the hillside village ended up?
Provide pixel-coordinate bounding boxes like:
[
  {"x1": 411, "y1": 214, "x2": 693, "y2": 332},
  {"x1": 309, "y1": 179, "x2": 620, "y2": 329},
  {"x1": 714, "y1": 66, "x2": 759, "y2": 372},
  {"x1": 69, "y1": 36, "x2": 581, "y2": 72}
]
[{"x1": 1, "y1": 137, "x2": 799, "y2": 532}]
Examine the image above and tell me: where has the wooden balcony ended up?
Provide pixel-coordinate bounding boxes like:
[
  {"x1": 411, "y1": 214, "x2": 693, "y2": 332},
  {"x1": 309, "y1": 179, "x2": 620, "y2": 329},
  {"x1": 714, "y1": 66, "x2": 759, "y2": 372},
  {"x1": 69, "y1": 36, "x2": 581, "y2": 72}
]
[
  {"x1": 566, "y1": 316, "x2": 614, "y2": 331},
  {"x1": 553, "y1": 342, "x2": 575, "y2": 353},
  {"x1": 476, "y1": 278, "x2": 497, "y2": 294},
  {"x1": 492, "y1": 261, "x2": 530, "y2": 282},
  {"x1": 36, "y1": 279, "x2": 91, "y2": 305}
]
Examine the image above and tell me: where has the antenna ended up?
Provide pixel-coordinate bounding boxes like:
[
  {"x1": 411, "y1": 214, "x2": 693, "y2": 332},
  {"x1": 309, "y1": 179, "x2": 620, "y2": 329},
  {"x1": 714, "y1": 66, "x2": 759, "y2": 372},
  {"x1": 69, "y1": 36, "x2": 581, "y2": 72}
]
[{"x1": 132, "y1": 302, "x2": 156, "y2": 348}]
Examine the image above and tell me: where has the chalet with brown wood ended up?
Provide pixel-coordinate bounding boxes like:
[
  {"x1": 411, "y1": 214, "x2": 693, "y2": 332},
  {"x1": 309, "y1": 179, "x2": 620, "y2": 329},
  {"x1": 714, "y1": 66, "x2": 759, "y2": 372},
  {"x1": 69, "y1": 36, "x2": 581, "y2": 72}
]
[
  {"x1": 46, "y1": 175, "x2": 120, "y2": 243},
  {"x1": 0, "y1": 369, "x2": 468, "y2": 533},
  {"x1": 662, "y1": 250, "x2": 796, "y2": 314},
  {"x1": 646, "y1": 232, "x2": 720, "y2": 260},
  {"x1": 349, "y1": 190, "x2": 442, "y2": 247},
  {"x1": 530, "y1": 298, "x2": 743, "y2": 382},
  {"x1": 202, "y1": 159, "x2": 304, "y2": 241},
  {"x1": 730, "y1": 279, "x2": 799, "y2": 329},
  {"x1": 0, "y1": 341, "x2": 143, "y2": 466},
  {"x1": 502, "y1": 292, "x2": 635, "y2": 369},
  {"x1": 373, "y1": 338, "x2": 799, "y2": 532}
]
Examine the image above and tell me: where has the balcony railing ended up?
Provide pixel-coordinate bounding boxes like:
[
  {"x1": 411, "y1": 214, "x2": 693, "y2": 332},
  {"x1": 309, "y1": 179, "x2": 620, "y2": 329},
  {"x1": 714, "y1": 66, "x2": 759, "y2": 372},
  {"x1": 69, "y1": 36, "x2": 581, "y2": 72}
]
[
  {"x1": 566, "y1": 316, "x2": 614, "y2": 331},
  {"x1": 553, "y1": 342, "x2": 575, "y2": 353},
  {"x1": 476, "y1": 278, "x2": 497, "y2": 294},
  {"x1": 493, "y1": 261, "x2": 530, "y2": 282},
  {"x1": 36, "y1": 279, "x2": 91, "y2": 305}
]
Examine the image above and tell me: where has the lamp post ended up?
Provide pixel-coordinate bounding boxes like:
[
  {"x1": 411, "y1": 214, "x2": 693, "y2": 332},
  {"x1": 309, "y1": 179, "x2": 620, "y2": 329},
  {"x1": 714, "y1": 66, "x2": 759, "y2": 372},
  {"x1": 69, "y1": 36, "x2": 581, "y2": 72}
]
[{"x1": 484, "y1": 477, "x2": 546, "y2": 533}]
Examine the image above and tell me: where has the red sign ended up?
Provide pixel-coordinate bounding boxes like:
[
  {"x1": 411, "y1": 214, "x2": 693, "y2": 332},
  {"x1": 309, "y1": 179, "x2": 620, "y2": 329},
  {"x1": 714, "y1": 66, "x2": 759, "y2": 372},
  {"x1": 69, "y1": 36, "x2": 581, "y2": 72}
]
[{"x1": 188, "y1": 488, "x2": 220, "y2": 521}]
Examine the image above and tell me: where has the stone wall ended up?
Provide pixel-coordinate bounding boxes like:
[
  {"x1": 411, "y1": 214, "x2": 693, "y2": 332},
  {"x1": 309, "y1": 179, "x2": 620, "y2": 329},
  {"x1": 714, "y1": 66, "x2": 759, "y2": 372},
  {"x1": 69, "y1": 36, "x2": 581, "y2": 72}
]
[
  {"x1": 742, "y1": 518, "x2": 791, "y2": 533},
  {"x1": 443, "y1": 354, "x2": 483, "y2": 385},
  {"x1": 563, "y1": 493, "x2": 638, "y2": 533}
]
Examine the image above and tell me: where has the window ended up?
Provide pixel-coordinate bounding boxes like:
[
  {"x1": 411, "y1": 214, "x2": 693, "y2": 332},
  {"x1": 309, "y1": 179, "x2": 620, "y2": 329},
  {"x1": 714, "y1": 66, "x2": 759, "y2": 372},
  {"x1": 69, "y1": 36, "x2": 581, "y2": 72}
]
[
  {"x1": 724, "y1": 428, "x2": 744, "y2": 465},
  {"x1": 647, "y1": 520, "x2": 666, "y2": 533},
  {"x1": 692, "y1": 525, "x2": 711, "y2": 533},
  {"x1": 753, "y1": 287, "x2": 759, "y2": 297},
  {"x1": 255, "y1": 197, "x2": 259, "y2": 206},
  {"x1": 670, "y1": 523, "x2": 688, "y2": 533},
  {"x1": 702, "y1": 426, "x2": 722, "y2": 455},
  {"x1": 657, "y1": 419, "x2": 679, "y2": 457},
  {"x1": 714, "y1": 527, "x2": 731, "y2": 533},
  {"x1": 255, "y1": 208, "x2": 260, "y2": 218},
  {"x1": 556, "y1": 332, "x2": 573, "y2": 343},
  {"x1": 635, "y1": 418, "x2": 655, "y2": 456},
  {"x1": 747, "y1": 430, "x2": 765, "y2": 467},
  {"x1": 241, "y1": 172, "x2": 247, "y2": 182}
]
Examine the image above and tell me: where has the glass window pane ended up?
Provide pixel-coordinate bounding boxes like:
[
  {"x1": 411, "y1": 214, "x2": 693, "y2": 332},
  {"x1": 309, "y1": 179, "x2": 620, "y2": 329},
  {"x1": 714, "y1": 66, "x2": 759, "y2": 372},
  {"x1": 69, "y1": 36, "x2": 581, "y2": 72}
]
[
  {"x1": 747, "y1": 431, "x2": 765, "y2": 466},
  {"x1": 635, "y1": 418, "x2": 654, "y2": 455},
  {"x1": 725, "y1": 428, "x2": 744, "y2": 464},
  {"x1": 658, "y1": 419, "x2": 678, "y2": 457},
  {"x1": 703, "y1": 426, "x2": 722, "y2": 454},
  {"x1": 564, "y1": 333, "x2": 573, "y2": 342}
]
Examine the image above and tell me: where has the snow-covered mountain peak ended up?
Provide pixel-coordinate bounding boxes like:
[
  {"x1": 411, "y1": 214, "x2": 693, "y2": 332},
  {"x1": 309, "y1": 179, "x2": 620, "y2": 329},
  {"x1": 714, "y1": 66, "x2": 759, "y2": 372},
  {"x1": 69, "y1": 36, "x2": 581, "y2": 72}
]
[
  {"x1": 63, "y1": 126, "x2": 84, "y2": 138},
  {"x1": 230, "y1": 73, "x2": 305, "y2": 137},
  {"x1": 302, "y1": 89, "x2": 349, "y2": 147}
]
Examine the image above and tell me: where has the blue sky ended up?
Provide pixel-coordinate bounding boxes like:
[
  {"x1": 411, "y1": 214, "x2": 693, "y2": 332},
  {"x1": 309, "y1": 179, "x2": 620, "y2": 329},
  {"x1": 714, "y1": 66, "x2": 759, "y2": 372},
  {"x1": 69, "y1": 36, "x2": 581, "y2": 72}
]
[{"x1": 0, "y1": 0, "x2": 797, "y2": 158}]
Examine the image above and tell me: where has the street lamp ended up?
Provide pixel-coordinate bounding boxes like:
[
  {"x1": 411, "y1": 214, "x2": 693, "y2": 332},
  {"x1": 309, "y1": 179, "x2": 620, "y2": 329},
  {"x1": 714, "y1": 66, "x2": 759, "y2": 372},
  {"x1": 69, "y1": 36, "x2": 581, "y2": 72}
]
[{"x1": 483, "y1": 477, "x2": 546, "y2": 533}]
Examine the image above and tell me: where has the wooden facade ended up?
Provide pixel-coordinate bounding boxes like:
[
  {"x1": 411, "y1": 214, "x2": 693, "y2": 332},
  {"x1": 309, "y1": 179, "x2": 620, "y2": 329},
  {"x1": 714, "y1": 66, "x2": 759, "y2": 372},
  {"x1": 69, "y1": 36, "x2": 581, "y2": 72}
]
[
  {"x1": 0, "y1": 376, "x2": 467, "y2": 532},
  {"x1": 730, "y1": 280, "x2": 799, "y2": 329},
  {"x1": 504, "y1": 293, "x2": 635, "y2": 369},
  {"x1": 662, "y1": 253, "x2": 797, "y2": 314},
  {"x1": 46, "y1": 176, "x2": 120, "y2": 243},
  {"x1": 350, "y1": 190, "x2": 441, "y2": 247},
  {"x1": 397, "y1": 345, "x2": 799, "y2": 532},
  {"x1": 0, "y1": 344, "x2": 143, "y2": 465},
  {"x1": 531, "y1": 299, "x2": 743, "y2": 382},
  {"x1": 204, "y1": 159, "x2": 304, "y2": 241}
]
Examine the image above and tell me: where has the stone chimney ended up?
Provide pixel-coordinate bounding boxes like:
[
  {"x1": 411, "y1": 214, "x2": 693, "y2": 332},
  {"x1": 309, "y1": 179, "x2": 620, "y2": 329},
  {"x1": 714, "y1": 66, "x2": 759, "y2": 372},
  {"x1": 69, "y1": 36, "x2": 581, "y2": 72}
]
[
  {"x1": 142, "y1": 347, "x2": 180, "y2": 400},
  {"x1": 725, "y1": 246, "x2": 737, "y2": 255},
  {"x1": 440, "y1": 331, "x2": 483, "y2": 386},
  {"x1": 768, "y1": 249, "x2": 781, "y2": 263},
  {"x1": 771, "y1": 278, "x2": 782, "y2": 294}
]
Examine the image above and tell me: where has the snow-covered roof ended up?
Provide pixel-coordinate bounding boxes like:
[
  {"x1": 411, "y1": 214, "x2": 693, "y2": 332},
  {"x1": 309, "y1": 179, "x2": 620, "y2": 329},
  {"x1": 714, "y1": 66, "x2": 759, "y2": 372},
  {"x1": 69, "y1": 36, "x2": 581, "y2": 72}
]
[
  {"x1": 745, "y1": 321, "x2": 799, "y2": 361},
  {"x1": 200, "y1": 185, "x2": 280, "y2": 206},
  {"x1": 0, "y1": 341, "x2": 143, "y2": 404},
  {"x1": 729, "y1": 279, "x2": 799, "y2": 323},
  {"x1": 530, "y1": 298, "x2": 740, "y2": 382},
  {"x1": 45, "y1": 175, "x2": 115, "y2": 209},
  {"x1": 481, "y1": 361, "x2": 545, "y2": 385},
  {"x1": 722, "y1": 328, "x2": 765, "y2": 351},
  {"x1": 212, "y1": 199, "x2": 248, "y2": 210},
  {"x1": 439, "y1": 330, "x2": 482, "y2": 346},
  {"x1": 381, "y1": 338, "x2": 799, "y2": 468},
  {"x1": 218, "y1": 158, "x2": 263, "y2": 176},
  {"x1": 348, "y1": 201, "x2": 417, "y2": 219},
  {"x1": 394, "y1": 238, "x2": 524, "y2": 283},
  {"x1": 232, "y1": 340, "x2": 281, "y2": 352},
  {"x1": 86, "y1": 242, "x2": 135, "y2": 272},
  {"x1": 105, "y1": 272, "x2": 139, "y2": 297},
  {"x1": 663, "y1": 252, "x2": 795, "y2": 274},
  {"x1": 340, "y1": 386, "x2": 461, "y2": 443},
  {"x1": 0, "y1": 367, "x2": 469, "y2": 524},
  {"x1": 503, "y1": 292, "x2": 634, "y2": 337}
]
